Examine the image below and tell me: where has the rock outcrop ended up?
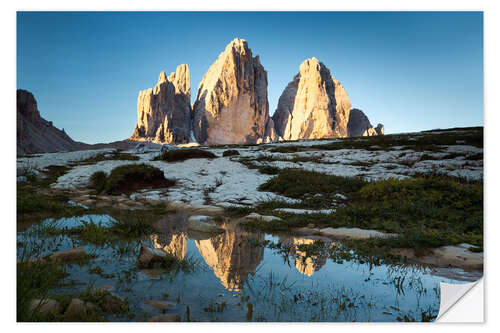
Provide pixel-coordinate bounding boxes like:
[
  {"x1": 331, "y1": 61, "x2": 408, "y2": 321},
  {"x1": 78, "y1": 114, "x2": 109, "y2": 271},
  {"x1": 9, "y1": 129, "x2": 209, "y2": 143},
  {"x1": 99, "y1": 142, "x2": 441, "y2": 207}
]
[
  {"x1": 272, "y1": 58, "x2": 351, "y2": 141},
  {"x1": 131, "y1": 64, "x2": 192, "y2": 144},
  {"x1": 192, "y1": 38, "x2": 273, "y2": 145},
  {"x1": 17, "y1": 89, "x2": 88, "y2": 155},
  {"x1": 347, "y1": 108, "x2": 384, "y2": 137}
]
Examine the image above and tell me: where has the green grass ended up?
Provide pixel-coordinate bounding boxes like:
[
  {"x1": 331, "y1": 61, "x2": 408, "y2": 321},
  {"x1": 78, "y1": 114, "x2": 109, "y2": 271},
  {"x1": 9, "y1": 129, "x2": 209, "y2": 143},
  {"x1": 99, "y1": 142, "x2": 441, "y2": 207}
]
[
  {"x1": 17, "y1": 259, "x2": 68, "y2": 321},
  {"x1": 258, "y1": 169, "x2": 366, "y2": 209},
  {"x1": 254, "y1": 153, "x2": 332, "y2": 165},
  {"x1": 17, "y1": 187, "x2": 87, "y2": 224},
  {"x1": 153, "y1": 148, "x2": 217, "y2": 162},
  {"x1": 17, "y1": 164, "x2": 88, "y2": 223},
  {"x1": 243, "y1": 171, "x2": 483, "y2": 252},
  {"x1": 40, "y1": 215, "x2": 157, "y2": 246},
  {"x1": 89, "y1": 164, "x2": 175, "y2": 195},
  {"x1": 267, "y1": 127, "x2": 483, "y2": 154}
]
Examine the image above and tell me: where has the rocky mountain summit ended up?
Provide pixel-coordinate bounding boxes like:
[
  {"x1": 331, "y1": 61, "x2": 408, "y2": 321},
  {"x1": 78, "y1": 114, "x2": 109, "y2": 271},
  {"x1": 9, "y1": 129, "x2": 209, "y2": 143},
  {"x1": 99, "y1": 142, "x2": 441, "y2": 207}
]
[
  {"x1": 131, "y1": 64, "x2": 192, "y2": 144},
  {"x1": 348, "y1": 108, "x2": 384, "y2": 137},
  {"x1": 272, "y1": 57, "x2": 352, "y2": 140},
  {"x1": 128, "y1": 40, "x2": 384, "y2": 147},
  {"x1": 192, "y1": 38, "x2": 275, "y2": 145},
  {"x1": 17, "y1": 89, "x2": 88, "y2": 155}
]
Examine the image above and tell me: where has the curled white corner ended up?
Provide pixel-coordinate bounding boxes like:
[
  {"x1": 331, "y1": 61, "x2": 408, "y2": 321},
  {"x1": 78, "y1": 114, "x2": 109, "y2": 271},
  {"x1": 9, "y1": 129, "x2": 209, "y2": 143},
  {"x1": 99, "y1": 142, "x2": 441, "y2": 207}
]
[{"x1": 436, "y1": 278, "x2": 483, "y2": 322}]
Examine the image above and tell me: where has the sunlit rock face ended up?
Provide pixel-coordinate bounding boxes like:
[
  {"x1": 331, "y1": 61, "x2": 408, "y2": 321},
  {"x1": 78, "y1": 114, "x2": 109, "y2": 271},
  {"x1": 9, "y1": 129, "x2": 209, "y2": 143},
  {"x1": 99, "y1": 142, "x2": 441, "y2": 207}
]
[
  {"x1": 347, "y1": 108, "x2": 384, "y2": 137},
  {"x1": 152, "y1": 233, "x2": 187, "y2": 260},
  {"x1": 193, "y1": 38, "x2": 273, "y2": 145},
  {"x1": 272, "y1": 58, "x2": 351, "y2": 141},
  {"x1": 131, "y1": 64, "x2": 191, "y2": 144},
  {"x1": 195, "y1": 224, "x2": 264, "y2": 291},
  {"x1": 17, "y1": 89, "x2": 87, "y2": 154}
]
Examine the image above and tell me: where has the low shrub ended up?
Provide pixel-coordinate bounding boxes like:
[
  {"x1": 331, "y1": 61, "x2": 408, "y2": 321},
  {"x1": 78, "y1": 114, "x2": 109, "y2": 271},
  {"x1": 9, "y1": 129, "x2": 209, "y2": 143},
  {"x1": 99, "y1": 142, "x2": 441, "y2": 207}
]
[
  {"x1": 89, "y1": 164, "x2": 175, "y2": 195},
  {"x1": 222, "y1": 149, "x2": 240, "y2": 157},
  {"x1": 154, "y1": 148, "x2": 217, "y2": 162},
  {"x1": 89, "y1": 171, "x2": 107, "y2": 193}
]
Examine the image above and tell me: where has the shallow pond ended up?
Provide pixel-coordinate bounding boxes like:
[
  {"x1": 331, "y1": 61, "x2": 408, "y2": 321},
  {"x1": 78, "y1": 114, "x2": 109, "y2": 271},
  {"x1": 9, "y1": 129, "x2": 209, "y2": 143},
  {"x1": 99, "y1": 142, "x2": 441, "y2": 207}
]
[{"x1": 17, "y1": 213, "x2": 482, "y2": 322}]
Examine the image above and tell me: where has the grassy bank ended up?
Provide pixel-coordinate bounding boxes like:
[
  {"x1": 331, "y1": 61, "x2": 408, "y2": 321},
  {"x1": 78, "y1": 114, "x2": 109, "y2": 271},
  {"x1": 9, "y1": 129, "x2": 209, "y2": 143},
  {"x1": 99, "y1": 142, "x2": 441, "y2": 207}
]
[{"x1": 239, "y1": 169, "x2": 483, "y2": 252}]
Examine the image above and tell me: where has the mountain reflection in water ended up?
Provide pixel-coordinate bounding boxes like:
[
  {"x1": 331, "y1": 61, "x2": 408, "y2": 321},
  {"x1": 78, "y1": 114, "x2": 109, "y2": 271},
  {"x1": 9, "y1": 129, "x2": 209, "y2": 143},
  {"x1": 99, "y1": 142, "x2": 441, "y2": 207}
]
[{"x1": 152, "y1": 215, "x2": 337, "y2": 290}]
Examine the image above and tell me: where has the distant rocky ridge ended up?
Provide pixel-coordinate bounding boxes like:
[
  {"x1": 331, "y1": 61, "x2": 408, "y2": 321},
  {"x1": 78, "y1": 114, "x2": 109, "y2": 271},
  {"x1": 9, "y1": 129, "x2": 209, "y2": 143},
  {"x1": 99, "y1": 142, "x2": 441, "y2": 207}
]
[
  {"x1": 17, "y1": 89, "x2": 89, "y2": 155},
  {"x1": 348, "y1": 108, "x2": 384, "y2": 137}
]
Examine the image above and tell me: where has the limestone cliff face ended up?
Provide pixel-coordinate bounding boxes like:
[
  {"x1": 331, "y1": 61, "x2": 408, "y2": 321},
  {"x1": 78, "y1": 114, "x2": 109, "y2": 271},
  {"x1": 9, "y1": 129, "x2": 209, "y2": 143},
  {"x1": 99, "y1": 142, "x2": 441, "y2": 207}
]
[
  {"x1": 193, "y1": 38, "x2": 273, "y2": 145},
  {"x1": 272, "y1": 58, "x2": 351, "y2": 140},
  {"x1": 17, "y1": 89, "x2": 88, "y2": 155},
  {"x1": 195, "y1": 226, "x2": 264, "y2": 291},
  {"x1": 131, "y1": 64, "x2": 191, "y2": 144},
  {"x1": 152, "y1": 233, "x2": 187, "y2": 260},
  {"x1": 347, "y1": 108, "x2": 384, "y2": 137}
]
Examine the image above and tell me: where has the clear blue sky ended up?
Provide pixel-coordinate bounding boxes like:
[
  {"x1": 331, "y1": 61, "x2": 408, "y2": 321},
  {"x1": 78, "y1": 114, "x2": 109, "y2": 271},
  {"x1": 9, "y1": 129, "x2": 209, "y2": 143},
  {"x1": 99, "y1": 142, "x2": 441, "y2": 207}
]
[{"x1": 17, "y1": 11, "x2": 483, "y2": 144}]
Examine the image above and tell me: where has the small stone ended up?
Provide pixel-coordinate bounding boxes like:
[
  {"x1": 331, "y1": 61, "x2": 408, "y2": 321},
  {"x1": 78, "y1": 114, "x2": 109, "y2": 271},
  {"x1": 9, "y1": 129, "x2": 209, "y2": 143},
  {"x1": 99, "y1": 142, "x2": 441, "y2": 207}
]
[
  {"x1": 64, "y1": 298, "x2": 93, "y2": 319},
  {"x1": 101, "y1": 295, "x2": 123, "y2": 313},
  {"x1": 145, "y1": 300, "x2": 176, "y2": 311},
  {"x1": 334, "y1": 193, "x2": 348, "y2": 200},
  {"x1": 148, "y1": 314, "x2": 181, "y2": 322},
  {"x1": 95, "y1": 285, "x2": 114, "y2": 292}
]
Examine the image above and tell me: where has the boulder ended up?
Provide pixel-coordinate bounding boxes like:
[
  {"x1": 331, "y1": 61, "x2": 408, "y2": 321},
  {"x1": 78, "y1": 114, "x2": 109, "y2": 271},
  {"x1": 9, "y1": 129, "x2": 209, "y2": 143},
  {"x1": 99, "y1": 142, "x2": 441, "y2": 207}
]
[
  {"x1": 64, "y1": 298, "x2": 95, "y2": 320},
  {"x1": 29, "y1": 298, "x2": 60, "y2": 316},
  {"x1": 242, "y1": 212, "x2": 282, "y2": 223},
  {"x1": 272, "y1": 58, "x2": 351, "y2": 140},
  {"x1": 136, "y1": 244, "x2": 167, "y2": 268},
  {"x1": 131, "y1": 64, "x2": 192, "y2": 144},
  {"x1": 49, "y1": 248, "x2": 87, "y2": 262},
  {"x1": 193, "y1": 38, "x2": 271, "y2": 145},
  {"x1": 187, "y1": 215, "x2": 224, "y2": 233}
]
